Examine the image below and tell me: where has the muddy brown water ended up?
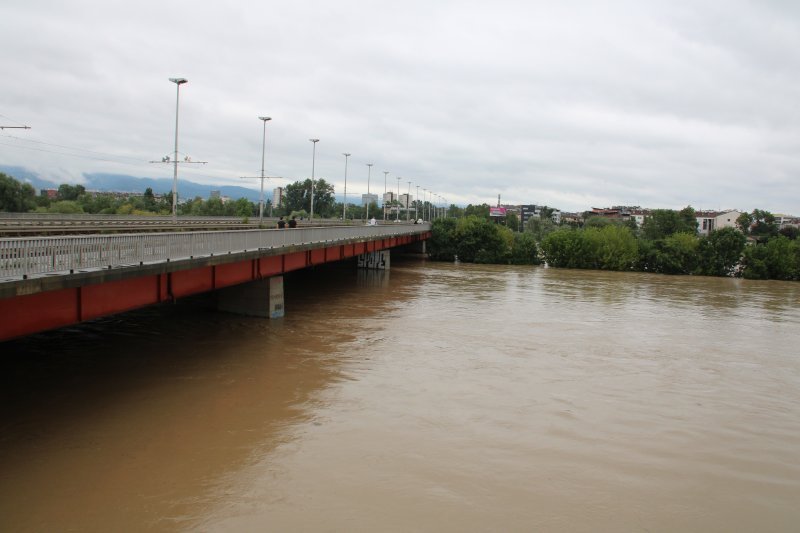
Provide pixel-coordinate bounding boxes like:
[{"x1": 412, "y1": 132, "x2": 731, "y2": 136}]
[{"x1": 1, "y1": 260, "x2": 799, "y2": 531}]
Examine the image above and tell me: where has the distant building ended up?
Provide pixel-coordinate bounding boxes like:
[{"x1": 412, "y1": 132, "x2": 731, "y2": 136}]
[
  {"x1": 521, "y1": 204, "x2": 561, "y2": 226},
  {"x1": 362, "y1": 193, "x2": 378, "y2": 206},
  {"x1": 629, "y1": 208, "x2": 649, "y2": 227},
  {"x1": 715, "y1": 210, "x2": 742, "y2": 230},
  {"x1": 774, "y1": 214, "x2": 800, "y2": 229},
  {"x1": 273, "y1": 187, "x2": 284, "y2": 208},
  {"x1": 695, "y1": 210, "x2": 719, "y2": 235},
  {"x1": 210, "y1": 190, "x2": 221, "y2": 200}
]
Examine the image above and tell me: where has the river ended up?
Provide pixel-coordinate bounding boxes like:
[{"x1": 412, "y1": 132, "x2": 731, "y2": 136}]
[{"x1": 1, "y1": 259, "x2": 799, "y2": 531}]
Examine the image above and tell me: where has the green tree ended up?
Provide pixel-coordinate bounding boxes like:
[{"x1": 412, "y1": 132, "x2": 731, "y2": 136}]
[
  {"x1": 227, "y1": 197, "x2": 254, "y2": 218},
  {"x1": 525, "y1": 216, "x2": 557, "y2": 241},
  {"x1": 463, "y1": 203, "x2": 490, "y2": 220},
  {"x1": 642, "y1": 207, "x2": 697, "y2": 240},
  {"x1": 506, "y1": 212, "x2": 520, "y2": 232},
  {"x1": 652, "y1": 232, "x2": 699, "y2": 275},
  {"x1": 143, "y1": 187, "x2": 157, "y2": 211},
  {"x1": 0, "y1": 172, "x2": 37, "y2": 212},
  {"x1": 695, "y1": 227, "x2": 746, "y2": 276},
  {"x1": 57, "y1": 183, "x2": 86, "y2": 201},
  {"x1": 453, "y1": 216, "x2": 511, "y2": 263},
  {"x1": 779, "y1": 226, "x2": 799, "y2": 240},
  {"x1": 741, "y1": 236, "x2": 800, "y2": 280},
  {"x1": 284, "y1": 179, "x2": 335, "y2": 217},
  {"x1": 47, "y1": 200, "x2": 84, "y2": 214},
  {"x1": 429, "y1": 217, "x2": 458, "y2": 261},
  {"x1": 750, "y1": 209, "x2": 779, "y2": 239},
  {"x1": 541, "y1": 228, "x2": 596, "y2": 269},
  {"x1": 593, "y1": 225, "x2": 638, "y2": 271},
  {"x1": 584, "y1": 216, "x2": 614, "y2": 229},
  {"x1": 509, "y1": 232, "x2": 541, "y2": 265}
]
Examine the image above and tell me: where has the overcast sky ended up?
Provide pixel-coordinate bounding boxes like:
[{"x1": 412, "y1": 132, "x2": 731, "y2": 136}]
[{"x1": 2, "y1": 0, "x2": 799, "y2": 214}]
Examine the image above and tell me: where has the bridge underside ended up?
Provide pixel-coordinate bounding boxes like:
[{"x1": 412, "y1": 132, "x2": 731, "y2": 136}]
[{"x1": 1, "y1": 235, "x2": 423, "y2": 342}]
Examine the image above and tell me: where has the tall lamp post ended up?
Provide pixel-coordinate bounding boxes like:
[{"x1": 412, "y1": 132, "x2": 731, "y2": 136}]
[
  {"x1": 342, "y1": 152, "x2": 351, "y2": 220},
  {"x1": 422, "y1": 188, "x2": 427, "y2": 221},
  {"x1": 396, "y1": 176, "x2": 401, "y2": 221},
  {"x1": 416, "y1": 185, "x2": 420, "y2": 220},
  {"x1": 383, "y1": 171, "x2": 389, "y2": 220},
  {"x1": 257, "y1": 116, "x2": 272, "y2": 223},
  {"x1": 309, "y1": 139, "x2": 319, "y2": 219},
  {"x1": 169, "y1": 77, "x2": 187, "y2": 222},
  {"x1": 366, "y1": 163, "x2": 373, "y2": 221},
  {"x1": 406, "y1": 180, "x2": 412, "y2": 222}
]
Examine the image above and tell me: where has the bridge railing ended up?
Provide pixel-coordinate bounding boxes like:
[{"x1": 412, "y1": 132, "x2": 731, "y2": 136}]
[{"x1": 0, "y1": 224, "x2": 430, "y2": 281}]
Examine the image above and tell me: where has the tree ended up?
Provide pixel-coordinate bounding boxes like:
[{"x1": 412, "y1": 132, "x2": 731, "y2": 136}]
[
  {"x1": 0, "y1": 172, "x2": 37, "y2": 212},
  {"x1": 525, "y1": 217, "x2": 557, "y2": 241},
  {"x1": 695, "y1": 227, "x2": 746, "y2": 276},
  {"x1": 506, "y1": 212, "x2": 520, "y2": 232},
  {"x1": 592, "y1": 225, "x2": 638, "y2": 271},
  {"x1": 453, "y1": 216, "x2": 511, "y2": 263},
  {"x1": 741, "y1": 236, "x2": 800, "y2": 280},
  {"x1": 584, "y1": 216, "x2": 614, "y2": 229},
  {"x1": 429, "y1": 217, "x2": 458, "y2": 261},
  {"x1": 652, "y1": 232, "x2": 699, "y2": 275},
  {"x1": 541, "y1": 228, "x2": 595, "y2": 269},
  {"x1": 143, "y1": 187, "x2": 157, "y2": 211},
  {"x1": 736, "y1": 212, "x2": 753, "y2": 234},
  {"x1": 750, "y1": 209, "x2": 779, "y2": 239},
  {"x1": 57, "y1": 183, "x2": 86, "y2": 201},
  {"x1": 463, "y1": 203, "x2": 490, "y2": 219},
  {"x1": 779, "y1": 226, "x2": 799, "y2": 240},
  {"x1": 642, "y1": 207, "x2": 697, "y2": 240},
  {"x1": 539, "y1": 206, "x2": 555, "y2": 221},
  {"x1": 509, "y1": 232, "x2": 541, "y2": 265},
  {"x1": 283, "y1": 179, "x2": 335, "y2": 217}
]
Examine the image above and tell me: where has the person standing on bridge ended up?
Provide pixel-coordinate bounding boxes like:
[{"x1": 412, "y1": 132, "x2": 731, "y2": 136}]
[
  {"x1": 277, "y1": 217, "x2": 286, "y2": 229},
  {"x1": 288, "y1": 216, "x2": 298, "y2": 228}
]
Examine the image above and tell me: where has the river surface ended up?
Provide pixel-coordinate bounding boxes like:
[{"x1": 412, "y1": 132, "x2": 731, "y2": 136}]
[{"x1": 1, "y1": 259, "x2": 799, "y2": 532}]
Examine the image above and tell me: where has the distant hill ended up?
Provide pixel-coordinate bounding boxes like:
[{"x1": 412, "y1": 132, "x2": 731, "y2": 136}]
[{"x1": 0, "y1": 166, "x2": 264, "y2": 202}]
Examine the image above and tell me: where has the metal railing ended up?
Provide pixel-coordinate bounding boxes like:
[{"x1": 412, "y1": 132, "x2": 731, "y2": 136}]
[{"x1": 0, "y1": 224, "x2": 430, "y2": 281}]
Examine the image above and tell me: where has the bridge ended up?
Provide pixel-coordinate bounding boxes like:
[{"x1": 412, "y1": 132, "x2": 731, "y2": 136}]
[{"x1": 0, "y1": 222, "x2": 431, "y2": 342}]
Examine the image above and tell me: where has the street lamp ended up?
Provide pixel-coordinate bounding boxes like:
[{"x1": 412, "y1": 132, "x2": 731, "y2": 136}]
[
  {"x1": 342, "y1": 153, "x2": 350, "y2": 220},
  {"x1": 422, "y1": 188, "x2": 427, "y2": 221},
  {"x1": 396, "y1": 176, "x2": 401, "y2": 221},
  {"x1": 416, "y1": 185, "x2": 420, "y2": 221},
  {"x1": 309, "y1": 139, "x2": 319, "y2": 219},
  {"x1": 406, "y1": 180, "x2": 412, "y2": 222},
  {"x1": 383, "y1": 171, "x2": 389, "y2": 220},
  {"x1": 169, "y1": 77, "x2": 187, "y2": 222},
  {"x1": 366, "y1": 163, "x2": 373, "y2": 221},
  {"x1": 257, "y1": 116, "x2": 272, "y2": 223}
]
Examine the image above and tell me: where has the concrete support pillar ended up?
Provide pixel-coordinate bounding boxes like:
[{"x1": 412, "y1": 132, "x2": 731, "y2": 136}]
[
  {"x1": 216, "y1": 276, "x2": 284, "y2": 319},
  {"x1": 357, "y1": 250, "x2": 390, "y2": 270}
]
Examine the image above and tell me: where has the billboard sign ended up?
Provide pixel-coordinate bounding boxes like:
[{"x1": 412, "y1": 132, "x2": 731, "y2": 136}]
[{"x1": 489, "y1": 206, "x2": 507, "y2": 217}]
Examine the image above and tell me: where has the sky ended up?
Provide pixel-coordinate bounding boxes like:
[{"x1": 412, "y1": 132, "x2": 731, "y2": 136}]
[{"x1": 1, "y1": 0, "x2": 799, "y2": 214}]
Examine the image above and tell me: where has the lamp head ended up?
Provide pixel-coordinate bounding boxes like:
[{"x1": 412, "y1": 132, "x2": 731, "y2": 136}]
[
  {"x1": 259, "y1": 116, "x2": 272, "y2": 122},
  {"x1": 169, "y1": 77, "x2": 188, "y2": 85}
]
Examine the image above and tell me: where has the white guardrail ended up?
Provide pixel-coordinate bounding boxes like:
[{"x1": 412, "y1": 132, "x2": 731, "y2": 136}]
[{"x1": 0, "y1": 224, "x2": 430, "y2": 281}]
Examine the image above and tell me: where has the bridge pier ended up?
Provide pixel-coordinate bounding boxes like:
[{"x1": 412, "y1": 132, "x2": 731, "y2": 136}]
[{"x1": 216, "y1": 276, "x2": 284, "y2": 319}]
